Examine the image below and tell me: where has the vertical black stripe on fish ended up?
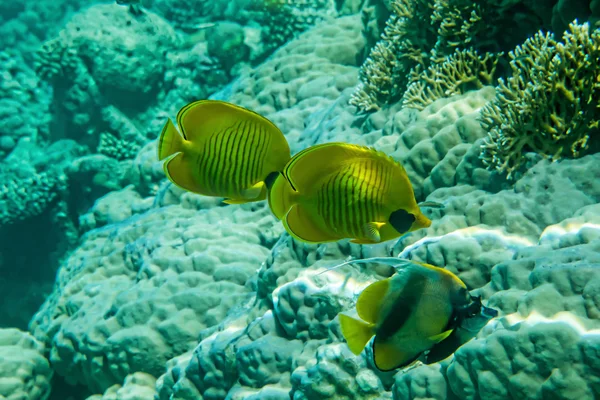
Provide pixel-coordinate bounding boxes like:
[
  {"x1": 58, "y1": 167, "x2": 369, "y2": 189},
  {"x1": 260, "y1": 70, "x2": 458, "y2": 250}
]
[
  {"x1": 247, "y1": 124, "x2": 264, "y2": 182},
  {"x1": 347, "y1": 164, "x2": 358, "y2": 237},
  {"x1": 214, "y1": 124, "x2": 235, "y2": 194},
  {"x1": 256, "y1": 127, "x2": 273, "y2": 180},
  {"x1": 226, "y1": 120, "x2": 246, "y2": 194},
  {"x1": 240, "y1": 121, "x2": 257, "y2": 188},
  {"x1": 321, "y1": 174, "x2": 335, "y2": 233},
  {"x1": 369, "y1": 160, "x2": 383, "y2": 221},
  {"x1": 339, "y1": 168, "x2": 352, "y2": 234},
  {"x1": 356, "y1": 160, "x2": 370, "y2": 233},
  {"x1": 204, "y1": 131, "x2": 220, "y2": 194},
  {"x1": 230, "y1": 119, "x2": 247, "y2": 193},
  {"x1": 376, "y1": 271, "x2": 427, "y2": 341}
]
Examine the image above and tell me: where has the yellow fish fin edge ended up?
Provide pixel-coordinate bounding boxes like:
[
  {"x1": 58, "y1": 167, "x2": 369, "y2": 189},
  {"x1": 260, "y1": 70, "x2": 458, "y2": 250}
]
[
  {"x1": 162, "y1": 152, "x2": 204, "y2": 194},
  {"x1": 282, "y1": 142, "x2": 366, "y2": 192},
  {"x1": 372, "y1": 339, "x2": 421, "y2": 371},
  {"x1": 339, "y1": 314, "x2": 375, "y2": 355},
  {"x1": 283, "y1": 204, "x2": 338, "y2": 243},
  {"x1": 428, "y1": 329, "x2": 453, "y2": 343},
  {"x1": 356, "y1": 278, "x2": 390, "y2": 324},
  {"x1": 158, "y1": 119, "x2": 185, "y2": 161}
]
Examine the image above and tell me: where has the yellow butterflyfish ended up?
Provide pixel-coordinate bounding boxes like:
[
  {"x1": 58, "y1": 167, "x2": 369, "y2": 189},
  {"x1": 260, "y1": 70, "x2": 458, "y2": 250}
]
[
  {"x1": 158, "y1": 100, "x2": 291, "y2": 204},
  {"x1": 267, "y1": 142, "x2": 431, "y2": 244},
  {"x1": 338, "y1": 260, "x2": 485, "y2": 371}
]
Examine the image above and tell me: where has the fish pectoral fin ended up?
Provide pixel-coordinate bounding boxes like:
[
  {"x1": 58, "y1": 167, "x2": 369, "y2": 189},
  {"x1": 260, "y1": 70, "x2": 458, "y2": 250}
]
[
  {"x1": 349, "y1": 239, "x2": 375, "y2": 244},
  {"x1": 356, "y1": 278, "x2": 390, "y2": 324},
  {"x1": 338, "y1": 314, "x2": 375, "y2": 355},
  {"x1": 223, "y1": 198, "x2": 252, "y2": 205},
  {"x1": 283, "y1": 204, "x2": 338, "y2": 243},
  {"x1": 362, "y1": 222, "x2": 384, "y2": 243},
  {"x1": 373, "y1": 338, "x2": 421, "y2": 371},
  {"x1": 163, "y1": 152, "x2": 204, "y2": 194},
  {"x1": 241, "y1": 181, "x2": 267, "y2": 201},
  {"x1": 428, "y1": 329, "x2": 453, "y2": 343}
]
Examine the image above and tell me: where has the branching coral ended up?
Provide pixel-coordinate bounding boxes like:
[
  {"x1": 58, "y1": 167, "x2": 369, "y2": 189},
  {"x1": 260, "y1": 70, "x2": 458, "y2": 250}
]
[
  {"x1": 350, "y1": 0, "x2": 574, "y2": 112},
  {"x1": 350, "y1": 0, "x2": 436, "y2": 111},
  {"x1": 479, "y1": 21, "x2": 600, "y2": 177},
  {"x1": 402, "y1": 48, "x2": 501, "y2": 110}
]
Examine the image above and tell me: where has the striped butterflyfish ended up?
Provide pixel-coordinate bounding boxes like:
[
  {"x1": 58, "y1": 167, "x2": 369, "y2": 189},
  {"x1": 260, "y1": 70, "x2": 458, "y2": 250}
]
[
  {"x1": 338, "y1": 260, "x2": 475, "y2": 371},
  {"x1": 267, "y1": 142, "x2": 431, "y2": 244},
  {"x1": 158, "y1": 100, "x2": 290, "y2": 204}
]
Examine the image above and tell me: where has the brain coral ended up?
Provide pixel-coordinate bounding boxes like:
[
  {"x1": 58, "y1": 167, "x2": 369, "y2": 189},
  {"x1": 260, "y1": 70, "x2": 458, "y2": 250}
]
[
  {"x1": 30, "y1": 200, "x2": 282, "y2": 394},
  {"x1": 0, "y1": 328, "x2": 52, "y2": 400}
]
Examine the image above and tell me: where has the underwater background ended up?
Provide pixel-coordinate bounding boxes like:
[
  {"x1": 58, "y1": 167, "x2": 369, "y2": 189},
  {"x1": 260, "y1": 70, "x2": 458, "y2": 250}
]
[{"x1": 1, "y1": 0, "x2": 599, "y2": 399}]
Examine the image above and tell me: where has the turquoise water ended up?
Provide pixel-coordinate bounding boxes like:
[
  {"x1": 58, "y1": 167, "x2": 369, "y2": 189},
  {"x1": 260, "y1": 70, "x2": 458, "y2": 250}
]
[{"x1": 1, "y1": 1, "x2": 599, "y2": 399}]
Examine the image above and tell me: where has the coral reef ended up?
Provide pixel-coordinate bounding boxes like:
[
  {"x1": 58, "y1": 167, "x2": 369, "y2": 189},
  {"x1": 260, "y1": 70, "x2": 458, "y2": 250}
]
[
  {"x1": 350, "y1": 0, "x2": 600, "y2": 112},
  {"x1": 0, "y1": 50, "x2": 51, "y2": 158},
  {"x1": 0, "y1": 328, "x2": 52, "y2": 400},
  {"x1": 2, "y1": 1, "x2": 599, "y2": 399},
  {"x1": 479, "y1": 21, "x2": 600, "y2": 177}
]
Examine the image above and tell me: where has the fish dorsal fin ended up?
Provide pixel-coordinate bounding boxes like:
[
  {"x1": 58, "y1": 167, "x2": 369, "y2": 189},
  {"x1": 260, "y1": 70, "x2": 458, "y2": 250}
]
[
  {"x1": 283, "y1": 204, "x2": 338, "y2": 243},
  {"x1": 283, "y1": 143, "x2": 377, "y2": 192},
  {"x1": 356, "y1": 278, "x2": 390, "y2": 324},
  {"x1": 176, "y1": 100, "x2": 282, "y2": 144},
  {"x1": 415, "y1": 261, "x2": 467, "y2": 289},
  {"x1": 372, "y1": 338, "x2": 421, "y2": 371}
]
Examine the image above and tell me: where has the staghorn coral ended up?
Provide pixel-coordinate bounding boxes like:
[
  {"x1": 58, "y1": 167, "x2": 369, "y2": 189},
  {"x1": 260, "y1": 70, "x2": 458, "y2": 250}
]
[
  {"x1": 479, "y1": 21, "x2": 600, "y2": 177},
  {"x1": 350, "y1": 0, "x2": 436, "y2": 111},
  {"x1": 350, "y1": 0, "x2": 578, "y2": 112},
  {"x1": 402, "y1": 48, "x2": 501, "y2": 110}
]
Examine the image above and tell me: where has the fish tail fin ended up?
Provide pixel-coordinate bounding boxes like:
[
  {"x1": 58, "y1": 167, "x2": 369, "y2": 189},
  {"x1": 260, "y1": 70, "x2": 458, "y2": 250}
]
[
  {"x1": 158, "y1": 119, "x2": 185, "y2": 161},
  {"x1": 339, "y1": 314, "x2": 375, "y2": 355}
]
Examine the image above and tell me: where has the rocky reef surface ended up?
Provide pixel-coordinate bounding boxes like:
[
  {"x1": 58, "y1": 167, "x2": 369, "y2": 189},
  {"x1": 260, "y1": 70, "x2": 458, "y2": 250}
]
[{"x1": 1, "y1": 0, "x2": 599, "y2": 399}]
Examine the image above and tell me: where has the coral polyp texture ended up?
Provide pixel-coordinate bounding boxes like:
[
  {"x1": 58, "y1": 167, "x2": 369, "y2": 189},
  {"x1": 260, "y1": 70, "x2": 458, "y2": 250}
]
[
  {"x1": 2, "y1": 0, "x2": 600, "y2": 399},
  {"x1": 0, "y1": 328, "x2": 52, "y2": 400}
]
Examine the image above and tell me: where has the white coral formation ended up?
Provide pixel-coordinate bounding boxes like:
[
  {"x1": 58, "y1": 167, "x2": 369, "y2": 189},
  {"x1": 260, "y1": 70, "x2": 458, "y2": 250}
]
[{"x1": 0, "y1": 328, "x2": 52, "y2": 400}]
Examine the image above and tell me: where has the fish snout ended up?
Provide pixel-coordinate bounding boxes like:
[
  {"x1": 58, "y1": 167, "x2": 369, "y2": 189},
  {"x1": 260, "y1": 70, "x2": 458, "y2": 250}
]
[{"x1": 414, "y1": 212, "x2": 432, "y2": 229}]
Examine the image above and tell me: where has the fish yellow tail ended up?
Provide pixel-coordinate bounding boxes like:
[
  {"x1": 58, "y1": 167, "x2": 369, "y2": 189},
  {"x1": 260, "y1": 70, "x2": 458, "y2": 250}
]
[
  {"x1": 158, "y1": 119, "x2": 184, "y2": 160},
  {"x1": 339, "y1": 313, "x2": 375, "y2": 355}
]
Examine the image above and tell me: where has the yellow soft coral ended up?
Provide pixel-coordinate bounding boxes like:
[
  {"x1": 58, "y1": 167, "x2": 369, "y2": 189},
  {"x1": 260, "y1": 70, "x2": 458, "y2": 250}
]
[{"x1": 479, "y1": 21, "x2": 600, "y2": 178}]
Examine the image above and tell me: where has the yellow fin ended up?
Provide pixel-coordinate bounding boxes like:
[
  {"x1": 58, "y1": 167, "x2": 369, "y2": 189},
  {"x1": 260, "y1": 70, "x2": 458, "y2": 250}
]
[
  {"x1": 356, "y1": 278, "x2": 390, "y2": 324},
  {"x1": 339, "y1": 314, "x2": 375, "y2": 355},
  {"x1": 241, "y1": 181, "x2": 266, "y2": 201},
  {"x1": 223, "y1": 198, "x2": 252, "y2": 205},
  {"x1": 372, "y1": 339, "x2": 420, "y2": 371},
  {"x1": 282, "y1": 143, "x2": 375, "y2": 192},
  {"x1": 158, "y1": 119, "x2": 185, "y2": 161},
  {"x1": 428, "y1": 329, "x2": 453, "y2": 343},
  {"x1": 163, "y1": 152, "x2": 203, "y2": 193},
  {"x1": 283, "y1": 204, "x2": 338, "y2": 243},
  {"x1": 362, "y1": 222, "x2": 384, "y2": 243}
]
